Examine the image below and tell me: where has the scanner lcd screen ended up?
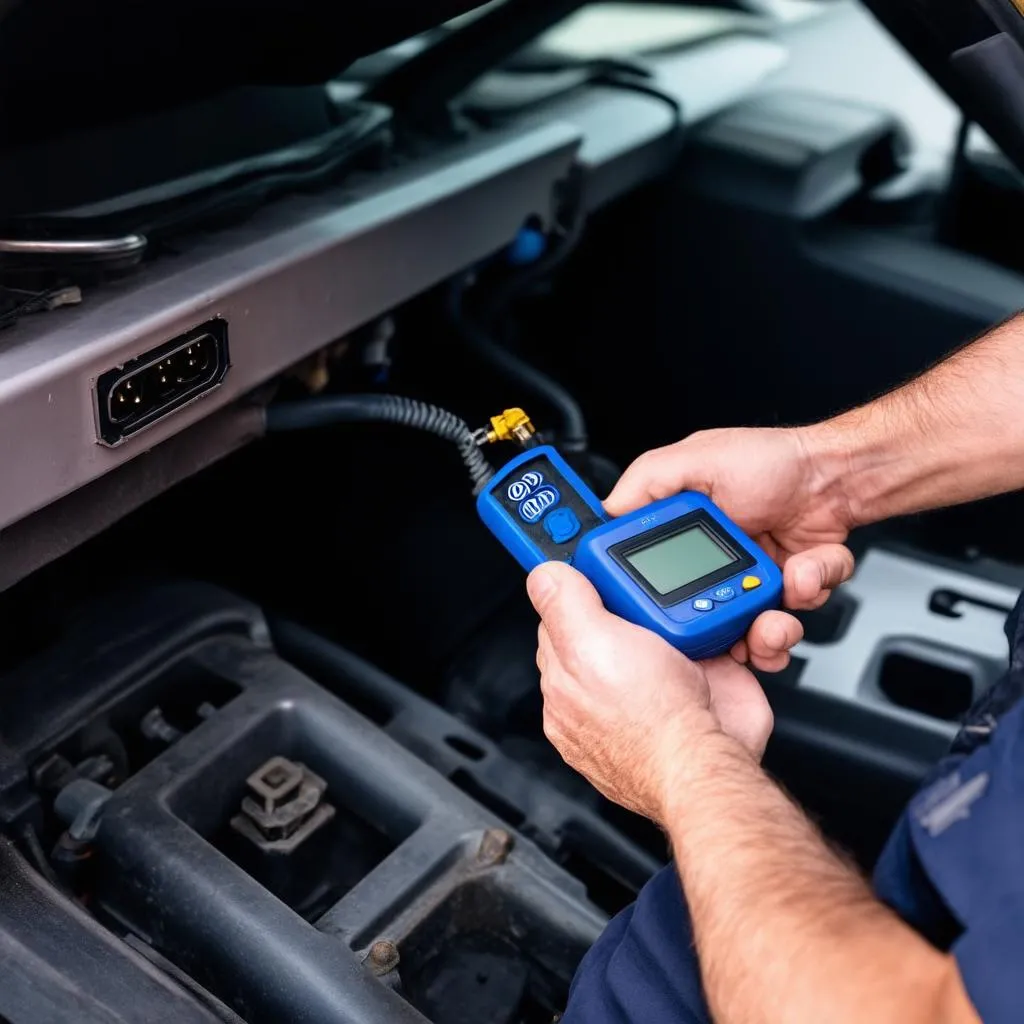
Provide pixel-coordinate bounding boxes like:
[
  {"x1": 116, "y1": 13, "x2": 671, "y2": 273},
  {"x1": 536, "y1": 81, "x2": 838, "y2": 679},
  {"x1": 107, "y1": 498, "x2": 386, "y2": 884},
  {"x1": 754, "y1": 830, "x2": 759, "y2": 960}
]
[{"x1": 624, "y1": 525, "x2": 735, "y2": 596}]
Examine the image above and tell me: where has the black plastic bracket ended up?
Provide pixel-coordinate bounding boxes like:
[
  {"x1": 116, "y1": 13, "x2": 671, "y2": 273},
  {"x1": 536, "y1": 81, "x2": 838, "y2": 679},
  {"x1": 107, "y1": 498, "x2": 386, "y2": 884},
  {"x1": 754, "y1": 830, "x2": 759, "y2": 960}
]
[{"x1": 59, "y1": 593, "x2": 606, "y2": 1024}]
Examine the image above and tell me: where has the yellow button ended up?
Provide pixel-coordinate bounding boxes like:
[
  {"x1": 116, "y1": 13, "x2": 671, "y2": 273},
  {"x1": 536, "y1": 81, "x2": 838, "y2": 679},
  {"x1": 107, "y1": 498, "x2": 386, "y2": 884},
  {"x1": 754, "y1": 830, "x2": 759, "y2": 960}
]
[{"x1": 741, "y1": 575, "x2": 762, "y2": 591}]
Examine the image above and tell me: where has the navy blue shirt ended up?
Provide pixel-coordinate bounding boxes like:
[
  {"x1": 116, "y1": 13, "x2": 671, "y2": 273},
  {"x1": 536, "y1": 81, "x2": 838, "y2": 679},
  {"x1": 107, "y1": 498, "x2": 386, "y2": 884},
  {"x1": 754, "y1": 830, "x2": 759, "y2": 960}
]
[{"x1": 562, "y1": 595, "x2": 1024, "y2": 1023}]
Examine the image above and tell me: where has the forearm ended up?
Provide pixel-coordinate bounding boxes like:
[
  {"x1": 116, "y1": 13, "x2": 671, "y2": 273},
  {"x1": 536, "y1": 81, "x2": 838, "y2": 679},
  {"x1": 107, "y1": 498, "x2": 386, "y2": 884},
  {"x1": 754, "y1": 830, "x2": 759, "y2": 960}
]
[
  {"x1": 664, "y1": 736, "x2": 976, "y2": 1024},
  {"x1": 804, "y1": 312, "x2": 1024, "y2": 526}
]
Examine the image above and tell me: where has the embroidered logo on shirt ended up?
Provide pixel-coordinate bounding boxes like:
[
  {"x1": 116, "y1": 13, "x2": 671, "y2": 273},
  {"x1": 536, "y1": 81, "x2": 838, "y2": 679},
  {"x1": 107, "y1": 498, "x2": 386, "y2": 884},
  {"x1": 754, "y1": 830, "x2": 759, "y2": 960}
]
[{"x1": 914, "y1": 771, "x2": 990, "y2": 838}]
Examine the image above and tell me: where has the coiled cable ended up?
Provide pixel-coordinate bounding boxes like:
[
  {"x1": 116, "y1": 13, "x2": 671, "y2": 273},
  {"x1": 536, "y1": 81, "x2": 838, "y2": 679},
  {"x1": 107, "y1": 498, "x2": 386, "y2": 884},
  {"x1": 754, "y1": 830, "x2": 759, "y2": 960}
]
[{"x1": 265, "y1": 393, "x2": 495, "y2": 493}]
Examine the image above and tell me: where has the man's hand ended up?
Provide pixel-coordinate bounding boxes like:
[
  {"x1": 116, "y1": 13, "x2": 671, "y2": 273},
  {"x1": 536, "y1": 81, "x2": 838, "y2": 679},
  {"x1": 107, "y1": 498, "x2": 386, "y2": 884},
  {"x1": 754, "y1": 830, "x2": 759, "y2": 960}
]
[
  {"x1": 528, "y1": 561, "x2": 773, "y2": 823},
  {"x1": 606, "y1": 427, "x2": 856, "y2": 671},
  {"x1": 525, "y1": 318, "x2": 1024, "y2": 1024},
  {"x1": 529, "y1": 561, "x2": 980, "y2": 1024}
]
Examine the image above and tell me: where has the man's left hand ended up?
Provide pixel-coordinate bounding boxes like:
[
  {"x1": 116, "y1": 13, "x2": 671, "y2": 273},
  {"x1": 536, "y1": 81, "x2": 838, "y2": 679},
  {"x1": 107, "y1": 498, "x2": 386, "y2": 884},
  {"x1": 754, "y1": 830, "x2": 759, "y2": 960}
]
[{"x1": 526, "y1": 561, "x2": 800, "y2": 823}]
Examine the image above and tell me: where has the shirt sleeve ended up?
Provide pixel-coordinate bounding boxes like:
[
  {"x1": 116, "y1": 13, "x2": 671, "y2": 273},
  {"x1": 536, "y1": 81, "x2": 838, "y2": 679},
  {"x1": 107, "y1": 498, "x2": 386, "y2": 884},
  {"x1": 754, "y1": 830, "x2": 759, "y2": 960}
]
[
  {"x1": 952, "y1": 903, "x2": 1024, "y2": 1022},
  {"x1": 898, "y1": 697, "x2": 1024, "y2": 1023}
]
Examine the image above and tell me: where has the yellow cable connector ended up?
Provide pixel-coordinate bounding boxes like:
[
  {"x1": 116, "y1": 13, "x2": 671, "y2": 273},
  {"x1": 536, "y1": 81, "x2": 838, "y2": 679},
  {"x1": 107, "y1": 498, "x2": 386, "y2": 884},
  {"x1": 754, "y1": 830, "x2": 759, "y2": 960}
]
[{"x1": 474, "y1": 408, "x2": 537, "y2": 447}]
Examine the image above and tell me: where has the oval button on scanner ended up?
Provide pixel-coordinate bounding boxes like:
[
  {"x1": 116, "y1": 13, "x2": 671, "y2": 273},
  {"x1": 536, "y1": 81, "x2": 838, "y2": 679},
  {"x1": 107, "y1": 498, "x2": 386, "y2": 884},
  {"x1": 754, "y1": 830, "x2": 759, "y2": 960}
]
[
  {"x1": 712, "y1": 586, "x2": 736, "y2": 602},
  {"x1": 692, "y1": 598, "x2": 714, "y2": 613},
  {"x1": 741, "y1": 575, "x2": 762, "y2": 591},
  {"x1": 519, "y1": 486, "x2": 560, "y2": 523}
]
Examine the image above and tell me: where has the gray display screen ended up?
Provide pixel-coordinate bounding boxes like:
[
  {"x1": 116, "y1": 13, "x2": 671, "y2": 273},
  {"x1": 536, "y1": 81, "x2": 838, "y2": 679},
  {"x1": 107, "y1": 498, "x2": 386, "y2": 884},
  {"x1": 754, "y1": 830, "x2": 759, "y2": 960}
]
[{"x1": 624, "y1": 525, "x2": 735, "y2": 595}]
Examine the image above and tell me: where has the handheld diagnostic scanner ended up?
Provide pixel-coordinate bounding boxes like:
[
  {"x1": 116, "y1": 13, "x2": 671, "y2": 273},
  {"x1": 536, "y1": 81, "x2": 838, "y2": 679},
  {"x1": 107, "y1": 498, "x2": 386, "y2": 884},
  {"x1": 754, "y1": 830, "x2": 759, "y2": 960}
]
[{"x1": 476, "y1": 445, "x2": 783, "y2": 660}]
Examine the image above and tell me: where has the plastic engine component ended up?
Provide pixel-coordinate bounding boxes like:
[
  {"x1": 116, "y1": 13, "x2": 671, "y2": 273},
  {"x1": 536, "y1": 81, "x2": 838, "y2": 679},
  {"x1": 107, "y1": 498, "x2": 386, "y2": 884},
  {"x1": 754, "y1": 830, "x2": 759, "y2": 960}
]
[{"x1": 8, "y1": 584, "x2": 607, "y2": 1024}]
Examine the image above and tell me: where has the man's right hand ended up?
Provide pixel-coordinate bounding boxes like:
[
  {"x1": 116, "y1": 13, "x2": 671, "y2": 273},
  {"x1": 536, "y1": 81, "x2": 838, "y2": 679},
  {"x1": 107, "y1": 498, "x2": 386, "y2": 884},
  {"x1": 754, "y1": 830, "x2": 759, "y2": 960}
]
[{"x1": 605, "y1": 426, "x2": 856, "y2": 670}]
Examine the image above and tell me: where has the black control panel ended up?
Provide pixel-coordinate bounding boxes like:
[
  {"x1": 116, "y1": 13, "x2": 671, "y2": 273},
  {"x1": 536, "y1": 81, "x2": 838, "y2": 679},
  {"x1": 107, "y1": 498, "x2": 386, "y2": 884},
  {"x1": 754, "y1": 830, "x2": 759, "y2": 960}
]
[{"x1": 494, "y1": 453, "x2": 605, "y2": 562}]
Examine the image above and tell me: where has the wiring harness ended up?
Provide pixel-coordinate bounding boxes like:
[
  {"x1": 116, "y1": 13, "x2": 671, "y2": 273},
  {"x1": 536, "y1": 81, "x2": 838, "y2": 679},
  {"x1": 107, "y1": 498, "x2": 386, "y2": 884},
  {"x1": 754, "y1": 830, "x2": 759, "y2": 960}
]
[{"x1": 265, "y1": 393, "x2": 496, "y2": 494}]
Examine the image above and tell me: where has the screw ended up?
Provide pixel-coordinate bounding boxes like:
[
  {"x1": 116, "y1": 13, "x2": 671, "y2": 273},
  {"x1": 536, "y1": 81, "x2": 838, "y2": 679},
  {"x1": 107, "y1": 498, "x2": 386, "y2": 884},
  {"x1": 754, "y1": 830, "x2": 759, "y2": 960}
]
[
  {"x1": 367, "y1": 939, "x2": 400, "y2": 976},
  {"x1": 477, "y1": 827, "x2": 513, "y2": 866}
]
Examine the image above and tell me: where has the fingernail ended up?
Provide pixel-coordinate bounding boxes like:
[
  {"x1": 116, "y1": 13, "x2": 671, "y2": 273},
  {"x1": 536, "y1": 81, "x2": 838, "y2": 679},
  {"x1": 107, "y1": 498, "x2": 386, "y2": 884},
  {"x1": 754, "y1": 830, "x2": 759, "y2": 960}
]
[{"x1": 527, "y1": 566, "x2": 557, "y2": 604}]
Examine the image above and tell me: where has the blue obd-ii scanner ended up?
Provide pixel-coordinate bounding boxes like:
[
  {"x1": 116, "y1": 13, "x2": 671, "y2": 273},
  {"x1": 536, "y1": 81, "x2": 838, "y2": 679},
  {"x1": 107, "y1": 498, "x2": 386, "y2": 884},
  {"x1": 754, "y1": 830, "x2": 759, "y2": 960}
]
[
  {"x1": 477, "y1": 444, "x2": 783, "y2": 660},
  {"x1": 263, "y1": 395, "x2": 782, "y2": 660}
]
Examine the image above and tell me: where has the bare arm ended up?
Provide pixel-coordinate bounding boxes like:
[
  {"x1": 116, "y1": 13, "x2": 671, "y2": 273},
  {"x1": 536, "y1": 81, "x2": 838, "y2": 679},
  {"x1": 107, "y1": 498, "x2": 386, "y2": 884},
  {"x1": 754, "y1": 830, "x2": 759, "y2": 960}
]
[
  {"x1": 602, "y1": 315, "x2": 1024, "y2": 640},
  {"x1": 531, "y1": 317, "x2": 1024, "y2": 1022},
  {"x1": 528, "y1": 565, "x2": 981, "y2": 1024},
  {"x1": 664, "y1": 732, "x2": 978, "y2": 1024},
  {"x1": 808, "y1": 312, "x2": 1024, "y2": 526}
]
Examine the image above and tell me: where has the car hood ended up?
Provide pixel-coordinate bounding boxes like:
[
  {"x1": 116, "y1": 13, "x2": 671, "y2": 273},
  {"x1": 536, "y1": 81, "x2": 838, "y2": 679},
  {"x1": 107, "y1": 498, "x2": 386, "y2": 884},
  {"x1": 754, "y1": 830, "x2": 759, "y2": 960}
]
[
  {"x1": 861, "y1": 0, "x2": 1024, "y2": 172},
  {"x1": 0, "y1": 0, "x2": 487, "y2": 146}
]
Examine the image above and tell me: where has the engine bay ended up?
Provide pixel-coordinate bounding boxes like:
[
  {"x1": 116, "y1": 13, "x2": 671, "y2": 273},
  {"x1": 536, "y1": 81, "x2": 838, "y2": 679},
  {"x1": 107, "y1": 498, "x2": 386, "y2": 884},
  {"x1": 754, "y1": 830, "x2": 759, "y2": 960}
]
[
  {"x1": 1, "y1": 584, "x2": 605, "y2": 1024},
  {"x1": 5, "y1": 0, "x2": 1024, "y2": 1021}
]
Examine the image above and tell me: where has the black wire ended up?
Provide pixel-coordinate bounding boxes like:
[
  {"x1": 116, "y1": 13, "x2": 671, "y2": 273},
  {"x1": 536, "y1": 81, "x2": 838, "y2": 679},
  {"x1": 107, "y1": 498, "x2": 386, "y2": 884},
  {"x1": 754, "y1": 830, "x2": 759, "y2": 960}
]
[
  {"x1": 19, "y1": 823, "x2": 61, "y2": 888},
  {"x1": 449, "y1": 276, "x2": 589, "y2": 452},
  {"x1": 480, "y1": 163, "x2": 589, "y2": 318},
  {"x1": 593, "y1": 69, "x2": 683, "y2": 123},
  {"x1": 496, "y1": 47, "x2": 684, "y2": 123},
  {"x1": 449, "y1": 163, "x2": 591, "y2": 451},
  {"x1": 265, "y1": 393, "x2": 495, "y2": 493},
  {"x1": 455, "y1": 71, "x2": 681, "y2": 448}
]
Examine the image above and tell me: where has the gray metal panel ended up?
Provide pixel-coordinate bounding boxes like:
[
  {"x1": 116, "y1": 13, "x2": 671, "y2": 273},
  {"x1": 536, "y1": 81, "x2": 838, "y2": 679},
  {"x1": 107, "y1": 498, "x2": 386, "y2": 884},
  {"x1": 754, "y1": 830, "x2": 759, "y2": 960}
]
[
  {"x1": 0, "y1": 121, "x2": 581, "y2": 535},
  {"x1": 0, "y1": 405, "x2": 264, "y2": 592},
  {"x1": 793, "y1": 548, "x2": 1017, "y2": 738},
  {"x1": 0, "y1": 33, "x2": 788, "y2": 578},
  {"x1": 338, "y1": 35, "x2": 787, "y2": 209},
  {"x1": 481, "y1": 35, "x2": 789, "y2": 209}
]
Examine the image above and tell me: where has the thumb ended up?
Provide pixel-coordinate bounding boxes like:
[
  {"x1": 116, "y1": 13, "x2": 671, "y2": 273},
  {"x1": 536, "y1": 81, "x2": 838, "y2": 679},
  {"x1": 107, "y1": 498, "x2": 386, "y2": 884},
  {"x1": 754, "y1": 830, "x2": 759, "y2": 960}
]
[
  {"x1": 527, "y1": 562, "x2": 607, "y2": 654},
  {"x1": 604, "y1": 444, "x2": 710, "y2": 517},
  {"x1": 783, "y1": 544, "x2": 855, "y2": 609}
]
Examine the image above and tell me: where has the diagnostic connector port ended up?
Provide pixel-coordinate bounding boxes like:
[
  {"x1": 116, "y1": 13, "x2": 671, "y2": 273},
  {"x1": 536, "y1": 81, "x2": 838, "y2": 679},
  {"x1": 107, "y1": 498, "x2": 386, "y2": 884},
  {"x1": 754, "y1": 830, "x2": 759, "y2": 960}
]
[{"x1": 95, "y1": 319, "x2": 230, "y2": 446}]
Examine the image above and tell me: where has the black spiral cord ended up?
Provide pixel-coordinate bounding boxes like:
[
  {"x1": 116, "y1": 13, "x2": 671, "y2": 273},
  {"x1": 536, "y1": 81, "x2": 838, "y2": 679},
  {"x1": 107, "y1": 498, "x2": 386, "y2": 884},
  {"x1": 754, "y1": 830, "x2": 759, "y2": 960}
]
[{"x1": 265, "y1": 393, "x2": 495, "y2": 494}]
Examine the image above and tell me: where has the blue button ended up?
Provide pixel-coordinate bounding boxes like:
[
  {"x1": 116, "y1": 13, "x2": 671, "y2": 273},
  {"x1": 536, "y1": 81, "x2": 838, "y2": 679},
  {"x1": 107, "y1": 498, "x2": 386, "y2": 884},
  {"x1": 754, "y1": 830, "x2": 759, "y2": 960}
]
[
  {"x1": 519, "y1": 485, "x2": 560, "y2": 523},
  {"x1": 543, "y1": 507, "x2": 580, "y2": 544},
  {"x1": 692, "y1": 598, "x2": 714, "y2": 613},
  {"x1": 712, "y1": 586, "x2": 736, "y2": 602}
]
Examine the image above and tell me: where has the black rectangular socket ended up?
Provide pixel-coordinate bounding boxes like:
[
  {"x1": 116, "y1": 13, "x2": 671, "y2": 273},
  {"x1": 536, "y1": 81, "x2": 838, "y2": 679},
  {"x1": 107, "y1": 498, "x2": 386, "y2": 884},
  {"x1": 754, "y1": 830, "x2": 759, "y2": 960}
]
[{"x1": 95, "y1": 319, "x2": 229, "y2": 446}]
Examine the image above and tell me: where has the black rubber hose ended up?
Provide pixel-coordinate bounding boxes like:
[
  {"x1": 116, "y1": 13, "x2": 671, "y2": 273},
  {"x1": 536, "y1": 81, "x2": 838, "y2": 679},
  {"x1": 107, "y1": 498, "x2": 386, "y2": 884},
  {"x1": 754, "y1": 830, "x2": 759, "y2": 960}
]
[
  {"x1": 449, "y1": 277, "x2": 589, "y2": 453},
  {"x1": 265, "y1": 393, "x2": 494, "y2": 493},
  {"x1": 449, "y1": 167, "x2": 590, "y2": 452},
  {"x1": 480, "y1": 167, "x2": 589, "y2": 322}
]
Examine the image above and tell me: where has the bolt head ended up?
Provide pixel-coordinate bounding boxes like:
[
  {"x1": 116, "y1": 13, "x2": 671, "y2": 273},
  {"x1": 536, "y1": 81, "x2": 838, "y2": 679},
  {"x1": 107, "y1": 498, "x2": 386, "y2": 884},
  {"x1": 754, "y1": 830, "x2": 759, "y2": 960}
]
[
  {"x1": 477, "y1": 827, "x2": 513, "y2": 866},
  {"x1": 367, "y1": 939, "x2": 400, "y2": 975}
]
